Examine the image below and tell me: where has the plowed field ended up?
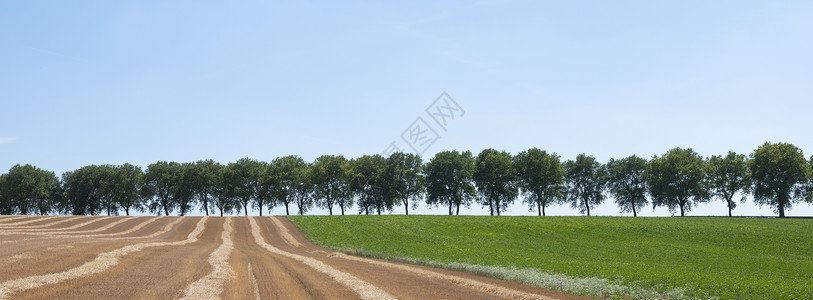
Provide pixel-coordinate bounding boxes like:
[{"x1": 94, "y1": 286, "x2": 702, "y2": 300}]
[{"x1": 0, "y1": 216, "x2": 582, "y2": 300}]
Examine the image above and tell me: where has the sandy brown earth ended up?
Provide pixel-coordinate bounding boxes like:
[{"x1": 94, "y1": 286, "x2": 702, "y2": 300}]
[{"x1": 0, "y1": 215, "x2": 590, "y2": 300}]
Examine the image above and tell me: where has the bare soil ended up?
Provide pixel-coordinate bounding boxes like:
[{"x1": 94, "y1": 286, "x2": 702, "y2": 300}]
[{"x1": 0, "y1": 216, "x2": 590, "y2": 300}]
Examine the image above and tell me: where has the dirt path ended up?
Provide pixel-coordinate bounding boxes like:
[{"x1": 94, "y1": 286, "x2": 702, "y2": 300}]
[
  {"x1": 0, "y1": 216, "x2": 588, "y2": 300},
  {"x1": 256, "y1": 217, "x2": 588, "y2": 300}
]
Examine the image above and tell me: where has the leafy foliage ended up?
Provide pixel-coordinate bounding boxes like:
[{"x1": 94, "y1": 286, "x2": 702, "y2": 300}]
[
  {"x1": 748, "y1": 142, "x2": 810, "y2": 217},
  {"x1": 473, "y1": 149, "x2": 518, "y2": 216},
  {"x1": 564, "y1": 154, "x2": 606, "y2": 216},
  {"x1": 424, "y1": 150, "x2": 476, "y2": 215},
  {"x1": 223, "y1": 158, "x2": 265, "y2": 216},
  {"x1": 513, "y1": 148, "x2": 565, "y2": 216},
  {"x1": 269, "y1": 155, "x2": 310, "y2": 216},
  {"x1": 187, "y1": 159, "x2": 224, "y2": 216},
  {"x1": 311, "y1": 155, "x2": 354, "y2": 215},
  {"x1": 2, "y1": 142, "x2": 813, "y2": 217},
  {"x1": 706, "y1": 152, "x2": 751, "y2": 216},
  {"x1": 112, "y1": 163, "x2": 146, "y2": 216},
  {"x1": 61, "y1": 165, "x2": 105, "y2": 216},
  {"x1": 144, "y1": 161, "x2": 179, "y2": 216},
  {"x1": 350, "y1": 154, "x2": 390, "y2": 215},
  {"x1": 383, "y1": 152, "x2": 424, "y2": 215},
  {"x1": 606, "y1": 155, "x2": 648, "y2": 217},
  {"x1": 0, "y1": 164, "x2": 60, "y2": 215},
  {"x1": 646, "y1": 148, "x2": 710, "y2": 216}
]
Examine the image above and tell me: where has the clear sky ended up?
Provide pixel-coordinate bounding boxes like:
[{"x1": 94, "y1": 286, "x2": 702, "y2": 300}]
[{"x1": 2, "y1": 1, "x2": 812, "y2": 216}]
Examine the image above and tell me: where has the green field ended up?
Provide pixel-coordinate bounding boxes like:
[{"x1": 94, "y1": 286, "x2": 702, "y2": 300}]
[{"x1": 288, "y1": 216, "x2": 812, "y2": 299}]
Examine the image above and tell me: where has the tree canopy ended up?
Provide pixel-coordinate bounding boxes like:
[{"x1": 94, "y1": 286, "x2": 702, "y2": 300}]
[
  {"x1": 473, "y1": 149, "x2": 518, "y2": 216},
  {"x1": 424, "y1": 150, "x2": 476, "y2": 215},
  {"x1": 384, "y1": 152, "x2": 425, "y2": 215},
  {"x1": 270, "y1": 155, "x2": 309, "y2": 216},
  {"x1": 2, "y1": 142, "x2": 812, "y2": 217},
  {"x1": 564, "y1": 154, "x2": 606, "y2": 216},
  {"x1": 606, "y1": 155, "x2": 648, "y2": 217},
  {"x1": 223, "y1": 158, "x2": 265, "y2": 216},
  {"x1": 707, "y1": 152, "x2": 751, "y2": 217},
  {"x1": 647, "y1": 148, "x2": 710, "y2": 216},
  {"x1": 0, "y1": 164, "x2": 60, "y2": 215},
  {"x1": 748, "y1": 142, "x2": 810, "y2": 217},
  {"x1": 311, "y1": 155, "x2": 353, "y2": 215},
  {"x1": 513, "y1": 148, "x2": 565, "y2": 216}
]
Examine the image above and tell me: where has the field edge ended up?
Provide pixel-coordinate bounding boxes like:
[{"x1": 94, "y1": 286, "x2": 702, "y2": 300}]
[{"x1": 287, "y1": 217, "x2": 701, "y2": 300}]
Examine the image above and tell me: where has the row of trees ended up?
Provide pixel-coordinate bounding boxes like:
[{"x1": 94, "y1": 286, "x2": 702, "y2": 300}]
[{"x1": 1, "y1": 142, "x2": 812, "y2": 217}]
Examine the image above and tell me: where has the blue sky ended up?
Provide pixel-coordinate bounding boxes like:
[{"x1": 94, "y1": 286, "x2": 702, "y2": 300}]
[{"x1": 2, "y1": 1, "x2": 812, "y2": 216}]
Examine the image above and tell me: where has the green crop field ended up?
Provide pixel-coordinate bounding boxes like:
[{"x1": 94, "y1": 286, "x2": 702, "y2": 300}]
[{"x1": 288, "y1": 216, "x2": 812, "y2": 299}]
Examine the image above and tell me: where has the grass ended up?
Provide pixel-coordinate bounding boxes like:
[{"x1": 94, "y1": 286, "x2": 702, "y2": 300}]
[{"x1": 288, "y1": 215, "x2": 813, "y2": 299}]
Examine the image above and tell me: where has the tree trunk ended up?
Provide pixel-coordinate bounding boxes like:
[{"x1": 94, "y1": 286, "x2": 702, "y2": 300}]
[
  {"x1": 456, "y1": 203, "x2": 460, "y2": 215},
  {"x1": 164, "y1": 205, "x2": 169, "y2": 216},
  {"x1": 778, "y1": 201, "x2": 785, "y2": 217},
  {"x1": 632, "y1": 203, "x2": 637, "y2": 217},
  {"x1": 585, "y1": 198, "x2": 591, "y2": 216},
  {"x1": 340, "y1": 205, "x2": 345, "y2": 215},
  {"x1": 404, "y1": 200, "x2": 409, "y2": 215},
  {"x1": 448, "y1": 201, "x2": 453, "y2": 215},
  {"x1": 244, "y1": 203, "x2": 248, "y2": 216},
  {"x1": 377, "y1": 207, "x2": 381, "y2": 215},
  {"x1": 220, "y1": 208, "x2": 223, "y2": 217},
  {"x1": 125, "y1": 207, "x2": 130, "y2": 216},
  {"x1": 489, "y1": 200, "x2": 494, "y2": 216},
  {"x1": 285, "y1": 203, "x2": 290, "y2": 216},
  {"x1": 259, "y1": 204, "x2": 263, "y2": 216},
  {"x1": 537, "y1": 201, "x2": 542, "y2": 217},
  {"x1": 204, "y1": 198, "x2": 209, "y2": 216},
  {"x1": 542, "y1": 204, "x2": 546, "y2": 217},
  {"x1": 679, "y1": 204, "x2": 685, "y2": 217}
]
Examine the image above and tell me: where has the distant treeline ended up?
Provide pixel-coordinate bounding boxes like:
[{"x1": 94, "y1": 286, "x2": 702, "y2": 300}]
[{"x1": 1, "y1": 142, "x2": 811, "y2": 217}]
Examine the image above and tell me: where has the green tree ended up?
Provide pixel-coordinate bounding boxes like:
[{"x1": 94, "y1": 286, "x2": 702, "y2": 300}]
[
  {"x1": 647, "y1": 148, "x2": 710, "y2": 217},
  {"x1": 312, "y1": 155, "x2": 354, "y2": 215},
  {"x1": 606, "y1": 155, "x2": 648, "y2": 217},
  {"x1": 424, "y1": 150, "x2": 476, "y2": 215},
  {"x1": 349, "y1": 158, "x2": 372, "y2": 215},
  {"x1": 564, "y1": 154, "x2": 606, "y2": 216},
  {"x1": 61, "y1": 165, "x2": 104, "y2": 215},
  {"x1": 189, "y1": 159, "x2": 223, "y2": 216},
  {"x1": 808, "y1": 156, "x2": 813, "y2": 204},
  {"x1": 269, "y1": 155, "x2": 309, "y2": 216},
  {"x1": 513, "y1": 148, "x2": 565, "y2": 216},
  {"x1": 292, "y1": 161, "x2": 314, "y2": 215},
  {"x1": 113, "y1": 163, "x2": 146, "y2": 216},
  {"x1": 257, "y1": 161, "x2": 278, "y2": 216},
  {"x1": 0, "y1": 174, "x2": 10, "y2": 214},
  {"x1": 384, "y1": 152, "x2": 425, "y2": 215},
  {"x1": 210, "y1": 167, "x2": 234, "y2": 216},
  {"x1": 474, "y1": 149, "x2": 518, "y2": 216},
  {"x1": 96, "y1": 165, "x2": 120, "y2": 216},
  {"x1": 0, "y1": 164, "x2": 60, "y2": 215},
  {"x1": 748, "y1": 142, "x2": 810, "y2": 217},
  {"x1": 172, "y1": 162, "x2": 198, "y2": 216},
  {"x1": 707, "y1": 152, "x2": 752, "y2": 217},
  {"x1": 144, "y1": 161, "x2": 180, "y2": 216},
  {"x1": 224, "y1": 158, "x2": 264, "y2": 216},
  {"x1": 351, "y1": 155, "x2": 389, "y2": 215}
]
